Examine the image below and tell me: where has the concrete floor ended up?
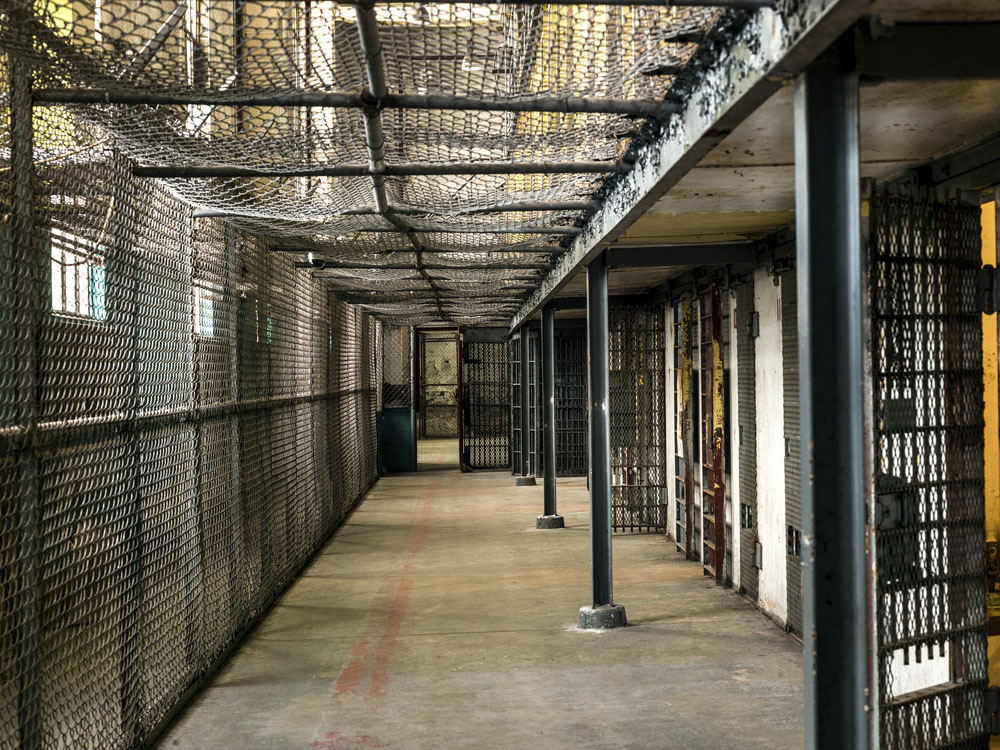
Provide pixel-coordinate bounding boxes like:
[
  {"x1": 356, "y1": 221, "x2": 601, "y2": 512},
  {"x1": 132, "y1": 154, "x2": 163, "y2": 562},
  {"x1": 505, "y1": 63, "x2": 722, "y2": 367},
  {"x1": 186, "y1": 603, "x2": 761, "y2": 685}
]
[{"x1": 156, "y1": 438, "x2": 804, "y2": 750}]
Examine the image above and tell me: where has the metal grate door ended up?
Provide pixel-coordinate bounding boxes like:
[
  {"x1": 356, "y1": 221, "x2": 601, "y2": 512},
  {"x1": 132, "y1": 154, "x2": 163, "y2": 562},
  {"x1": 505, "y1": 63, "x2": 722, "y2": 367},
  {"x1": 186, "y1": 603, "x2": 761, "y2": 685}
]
[
  {"x1": 511, "y1": 333, "x2": 523, "y2": 475},
  {"x1": 555, "y1": 326, "x2": 588, "y2": 477},
  {"x1": 782, "y1": 269, "x2": 803, "y2": 635},
  {"x1": 461, "y1": 331, "x2": 510, "y2": 470},
  {"x1": 609, "y1": 304, "x2": 667, "y2": 533},
  {"x1": 736, "y1": 281, "x2": 759, "y2": 600},
  {"x1": 871, "y1": 194, "x2": 988, "y2": 748},
  {"x1": 700, "y1": 285, "x2": 727, "y2": 583}
]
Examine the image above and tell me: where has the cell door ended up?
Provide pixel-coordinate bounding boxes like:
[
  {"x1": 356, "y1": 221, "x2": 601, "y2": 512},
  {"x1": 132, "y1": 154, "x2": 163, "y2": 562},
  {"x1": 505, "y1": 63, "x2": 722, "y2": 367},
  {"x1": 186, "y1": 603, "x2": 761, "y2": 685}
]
[
  {"x1": 700, "y1": 285, "x2": 726, "y2": 583},
  {"x1": 609, "y1": 304, "x2": 667, "y2": 533},
  {"x1": 461, "y1": 330, "x2": 510, "y2": 471},
  {"x1": 870, "y1": 194, "x2": 988, "y2": 748},
  {"x1": 555, "y1": 326, "x2": 588, "y2": 477}
]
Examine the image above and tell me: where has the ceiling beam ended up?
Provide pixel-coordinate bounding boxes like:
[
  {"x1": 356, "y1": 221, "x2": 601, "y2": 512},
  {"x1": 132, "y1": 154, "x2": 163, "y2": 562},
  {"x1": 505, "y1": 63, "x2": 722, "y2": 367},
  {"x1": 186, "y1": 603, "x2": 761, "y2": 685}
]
[
  {"x1": 193, "y1": 200, "x2": 598, "y2": 219},
  {"x1": 34, "y1": 88, "x2": 680, "y2": 118},
  {"x1": 856, "y1": 23, "x2": 1000, "y2": 82},
  {"x1": 607, "y1": 242, "x2": 756, "y2": 268},
  {"x1": 132, "y1": 161, "x2": 622, "y2": 178},
  {"x1": 510, "y1": 0, "x2": 871, "y2": 330}
]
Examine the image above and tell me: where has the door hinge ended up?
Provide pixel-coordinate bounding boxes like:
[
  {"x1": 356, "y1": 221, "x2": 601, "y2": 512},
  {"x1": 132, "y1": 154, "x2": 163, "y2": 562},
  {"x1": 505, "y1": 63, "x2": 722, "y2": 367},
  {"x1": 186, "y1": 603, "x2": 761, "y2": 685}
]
[
  {"x1": 748, "y1": 311, "x2": 760, "y2": 339},
  {"x1": 986, "y1": 685, "x2": 1000, "y2": 735},
  {"x1": 978, "y1": 265, "x2": 996, "y2": 315}
]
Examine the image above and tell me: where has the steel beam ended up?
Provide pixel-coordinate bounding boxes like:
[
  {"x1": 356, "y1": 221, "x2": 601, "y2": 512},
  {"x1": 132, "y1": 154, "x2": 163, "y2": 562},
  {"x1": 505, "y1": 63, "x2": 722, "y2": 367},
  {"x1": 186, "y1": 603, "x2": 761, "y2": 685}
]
[
  {"x1": 540, "y1": 305, "x2": 560, "y2": 521},
  {"x1": 794, "y1": 37, "x2": 867, "y2": 750},
  {"x1": 587, "y1": 253, "x2": 613, "y2": 605},
  {"x1": 510, "y1": 0, "x2": 871, "y2": 330},
  {"x1": 607, "y1": 242, "x2": 756, "y2": 268},
  {"x1": 272, "y1": 246, "x2": 564, "y2": 255},
  {"x1": 10, "y1": 34, "x2": 41, "y2": 750},
  {"x1": 34, "y1": 88, "x2": 680, "y2": 117},
  {"x1": 291, "y1": 0, "x2": 774, "y2": 6},
  {"x1": 194, "y1": 200, "x2": 598, "y2": 219},
  {"x1": 856, "y1": 22, "x2": 1000, "y2": 82},
  {"x1": 132, "y1": 161, "x2": 622, "y2": 178}
]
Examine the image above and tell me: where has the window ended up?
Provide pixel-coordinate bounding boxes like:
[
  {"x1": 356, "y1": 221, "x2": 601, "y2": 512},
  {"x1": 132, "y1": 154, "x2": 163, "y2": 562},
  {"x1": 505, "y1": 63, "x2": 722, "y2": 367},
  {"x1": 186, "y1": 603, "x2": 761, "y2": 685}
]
[
  {"x1": 194, "y1": 284, "x2": 216, "y2": 337},
  {"x1": 50, "y1": 228, "x2": 106, "y2": 321}
]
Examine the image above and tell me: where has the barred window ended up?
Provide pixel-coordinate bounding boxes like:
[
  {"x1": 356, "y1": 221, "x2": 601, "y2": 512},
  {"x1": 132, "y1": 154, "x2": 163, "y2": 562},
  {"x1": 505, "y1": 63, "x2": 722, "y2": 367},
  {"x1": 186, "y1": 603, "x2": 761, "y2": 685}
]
[{"x1": 50, "y1": 227, "x2": 106, "y2": 321}]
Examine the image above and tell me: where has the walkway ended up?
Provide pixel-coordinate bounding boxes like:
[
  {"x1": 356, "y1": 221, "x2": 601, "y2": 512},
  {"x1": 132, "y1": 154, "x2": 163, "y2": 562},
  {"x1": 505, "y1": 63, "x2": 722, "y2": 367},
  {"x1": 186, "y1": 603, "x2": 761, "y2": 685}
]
[{"x1": 157, "y1": 442, "x2": 804, "y2": 749}]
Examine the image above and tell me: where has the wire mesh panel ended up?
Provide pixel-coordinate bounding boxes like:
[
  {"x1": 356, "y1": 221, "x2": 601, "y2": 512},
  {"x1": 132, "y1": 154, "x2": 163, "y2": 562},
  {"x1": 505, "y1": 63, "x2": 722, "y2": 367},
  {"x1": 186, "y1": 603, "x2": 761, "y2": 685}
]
[
  {"x1": 555, "y1": 326, "x2": 588, "y2": 477},
  {"x1": 382, "y1": 325, "x2": 412, "y2": 409},
  {"x1": 871, "y1": 194, "x2": 988, "y2": 749},
  {"x1": 418, "y1": 330, "x2": 458, "y2": 438},
  {"x1": 0, "y1": 51, "x2": 381, "y2": 750},
  {"x1": 461, "y1": 329, "x2": 510, "y2": 471},
  {"x1": 735, "y1": 281, "x2": 759, "y2": 600},
  {"x1": 609, "y1": 304, "x2": 666, "y2": 533},
  {"x1": 0, "y1": 0, "x2": 738, "y2": 326}
]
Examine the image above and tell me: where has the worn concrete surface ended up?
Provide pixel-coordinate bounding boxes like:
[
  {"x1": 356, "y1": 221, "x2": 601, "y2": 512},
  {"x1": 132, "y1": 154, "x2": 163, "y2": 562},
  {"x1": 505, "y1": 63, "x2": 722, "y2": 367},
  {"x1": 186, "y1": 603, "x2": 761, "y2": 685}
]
[{"x1": 156, "y1": 438, "x2": 804, "y2": 750}]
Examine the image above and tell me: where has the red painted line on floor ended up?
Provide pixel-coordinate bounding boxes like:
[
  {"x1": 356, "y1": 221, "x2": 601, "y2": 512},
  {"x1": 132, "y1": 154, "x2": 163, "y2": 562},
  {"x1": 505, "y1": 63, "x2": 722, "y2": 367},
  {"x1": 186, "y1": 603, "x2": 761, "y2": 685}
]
[
  {"x1": 327, "y1": 482, "x2": 436, "y2": 705},
  {"x1": 368, "y1": 488, "x2": 435, "y2": 698}
]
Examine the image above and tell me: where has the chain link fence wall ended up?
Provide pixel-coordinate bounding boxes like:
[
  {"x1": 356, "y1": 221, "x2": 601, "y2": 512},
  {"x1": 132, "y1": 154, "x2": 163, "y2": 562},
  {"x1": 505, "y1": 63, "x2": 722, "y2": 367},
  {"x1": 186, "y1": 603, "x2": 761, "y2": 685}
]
[
  {"x1": 0, "y1": 52, "x2": 381, "y2": 750},
  {"x1": 871, "y1": 194, "x2": 988, "y2": 748}
]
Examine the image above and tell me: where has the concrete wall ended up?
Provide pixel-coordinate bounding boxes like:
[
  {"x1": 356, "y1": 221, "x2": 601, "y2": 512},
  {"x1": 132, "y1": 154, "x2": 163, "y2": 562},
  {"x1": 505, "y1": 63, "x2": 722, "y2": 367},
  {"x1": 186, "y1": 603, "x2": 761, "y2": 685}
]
[{"x1": 754, "y1": 267, "x2": 787, "y2": 624}]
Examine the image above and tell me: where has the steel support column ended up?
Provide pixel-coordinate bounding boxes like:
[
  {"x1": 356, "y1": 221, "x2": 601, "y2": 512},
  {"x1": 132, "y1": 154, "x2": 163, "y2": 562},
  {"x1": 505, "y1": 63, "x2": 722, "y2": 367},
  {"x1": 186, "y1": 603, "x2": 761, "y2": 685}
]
[
  {"x1": 579, "y1": 253, "x2": 625, "y2": 628},
  {"x1": 794, "y1": 37, "x2": 866, "y2": 750},
  {"x1": 537, "y1": 305, "x2": 564, "y2": 528}
]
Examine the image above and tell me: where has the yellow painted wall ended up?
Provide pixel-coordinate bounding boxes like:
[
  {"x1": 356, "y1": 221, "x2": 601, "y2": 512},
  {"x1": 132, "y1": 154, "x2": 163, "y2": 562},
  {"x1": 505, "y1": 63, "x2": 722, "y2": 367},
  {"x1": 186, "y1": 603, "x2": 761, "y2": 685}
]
[{"x1": 983, "y1": 201, "x2": 999, "y2": 544}]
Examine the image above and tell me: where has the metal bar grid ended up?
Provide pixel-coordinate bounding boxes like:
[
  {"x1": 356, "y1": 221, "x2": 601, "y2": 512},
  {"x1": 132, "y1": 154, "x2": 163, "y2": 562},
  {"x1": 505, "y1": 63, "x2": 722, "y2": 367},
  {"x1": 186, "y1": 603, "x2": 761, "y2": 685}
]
[
  {"x1": 461, "y1": 335, "x2": 511, "y2": 470},
  {"x1": 555, "y1": 327, "x2": 588, "y2": 477},
  {"x1": 735, "y1": 281, "x2": 758, "y2": 598},
  {"x1": 870, "y1": 194, "x2": 989, "y2": 749},
  {"x1": 609, "y1": 303, "x2": 667, "y2": 533}
]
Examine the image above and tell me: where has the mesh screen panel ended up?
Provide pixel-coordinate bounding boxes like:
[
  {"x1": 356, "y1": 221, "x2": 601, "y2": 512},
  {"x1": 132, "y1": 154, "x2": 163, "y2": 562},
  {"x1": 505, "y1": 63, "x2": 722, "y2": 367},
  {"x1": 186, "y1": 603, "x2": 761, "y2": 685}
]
[
  {"x1": 0, "y1": 0, "x2": 742, "y2": 325},
  {"x1": 871, "y1": 195, "x2": 988, "y2": 749},
  {"x1": 609, "y1": 304, "x2": 666, "y2": 533},
  {"x1": 555, "y1": 326, "x2": 587, "y2": 477},
  {"x1": 0, "y1": 51, "x2": 380, "y2": 750},
  {"x1": 461, "y1": 336, "x2": 510, "y2": 470}
]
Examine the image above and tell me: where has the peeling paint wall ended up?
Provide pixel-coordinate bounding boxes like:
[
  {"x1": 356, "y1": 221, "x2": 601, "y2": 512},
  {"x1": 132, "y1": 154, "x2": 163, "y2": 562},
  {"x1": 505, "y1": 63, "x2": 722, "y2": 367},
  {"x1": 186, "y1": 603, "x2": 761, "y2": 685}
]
[
  {"x1": 729, "y1": 291, "x2": 742, "y2": 591},
  {"x1": 754, "y1": 267, "x2": 787, "y2": 624}
]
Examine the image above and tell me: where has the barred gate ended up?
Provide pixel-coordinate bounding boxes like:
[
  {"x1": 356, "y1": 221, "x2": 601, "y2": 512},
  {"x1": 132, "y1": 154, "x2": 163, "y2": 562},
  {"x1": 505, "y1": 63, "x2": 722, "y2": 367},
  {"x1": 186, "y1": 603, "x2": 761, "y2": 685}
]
[
  {"x1": 461, "y1": 330, "x2": 510, "y2": 471},
  {"x1": 555, "y1": 326, "x2": 588, "y2": 477},
  {"x1": 735, "y1": 281, "x2": 759, "y2": 600},
  {"x1": 870, "y1": 194, "x2": 989, "y2": 748},
  {"x1": 511, "y1": 332, "x2": 523, "y2": 475},
  {"x1": 610, "y1": 305, "x2": 667, "y2": 533}
]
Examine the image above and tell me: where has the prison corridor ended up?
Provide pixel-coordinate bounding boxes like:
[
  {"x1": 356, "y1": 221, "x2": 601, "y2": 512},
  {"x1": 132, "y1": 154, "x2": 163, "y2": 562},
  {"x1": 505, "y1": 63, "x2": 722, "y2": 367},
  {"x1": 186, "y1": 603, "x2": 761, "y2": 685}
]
[{"x1": 156, "y1": 446, "x2": 802, "y2": 750}]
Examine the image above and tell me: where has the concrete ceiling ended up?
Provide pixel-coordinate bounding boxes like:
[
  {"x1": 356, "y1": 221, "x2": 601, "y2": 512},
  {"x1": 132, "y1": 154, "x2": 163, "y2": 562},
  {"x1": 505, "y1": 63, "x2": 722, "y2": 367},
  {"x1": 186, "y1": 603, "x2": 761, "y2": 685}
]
[{"x1": 550, "y1": 27, "x2": 1000, "y2": 310}]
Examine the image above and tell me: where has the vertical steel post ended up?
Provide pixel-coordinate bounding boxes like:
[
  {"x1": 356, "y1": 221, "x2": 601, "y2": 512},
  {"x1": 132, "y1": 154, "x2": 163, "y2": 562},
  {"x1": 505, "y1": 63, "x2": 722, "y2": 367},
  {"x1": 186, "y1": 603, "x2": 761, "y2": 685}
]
[
  {"x1": 537, "y1": 305, "x2": 564, "y2": 527},
  {"x1": 579, "y1": 252, "x2": 625, "y2": 628},
  {"x1": 795, "y1": 37, "x2": 867, "y2": 750},
  {"x1": 515, "y1": 324, "x2": 535, "y2": 485},
  {"x1": 10, "y1": 40, "x2": 42, "y2": 750}
]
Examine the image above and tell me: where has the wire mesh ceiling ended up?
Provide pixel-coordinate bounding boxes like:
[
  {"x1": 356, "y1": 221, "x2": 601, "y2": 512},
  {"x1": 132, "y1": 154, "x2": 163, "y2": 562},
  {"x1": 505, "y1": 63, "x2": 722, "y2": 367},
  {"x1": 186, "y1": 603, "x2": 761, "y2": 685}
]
[{"x1": 2, "y1": 0, "x2": 757, "y2": 325}]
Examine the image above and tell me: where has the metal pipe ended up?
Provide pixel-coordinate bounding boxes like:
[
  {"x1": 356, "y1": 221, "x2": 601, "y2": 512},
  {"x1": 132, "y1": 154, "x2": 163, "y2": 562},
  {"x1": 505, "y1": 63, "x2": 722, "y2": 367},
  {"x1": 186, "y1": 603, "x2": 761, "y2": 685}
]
[
  {"x1": 10, "y1": 33, "x2": 41, "y2": 750},
  {"x1": 131, "y1": 161, "x2": 623, "y2": 178},
  {"x1": 794, "y1": 38, "x2": 866, "y2": 750},
  {"x1": 121, "y1": 3, "x2": 187, "y2": 81},
  {"x1": 272, "y1": 246, "x2": 565, "y2": 255},
  {"x1": 194, "y1": 200, "x2": 597, "y2": 218},
  {"x1": 586, "y1": 251, "x2": 613, "y2": 606},
  {"x1": 34, "y1": 88, "x2": 680, "y2": 118},
  {"x1": 520, "y1": 328, "x2": 532, "y2": 476},
  {"x1": 542, "y1": 304, "x2": 557, "y2": 516}
]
